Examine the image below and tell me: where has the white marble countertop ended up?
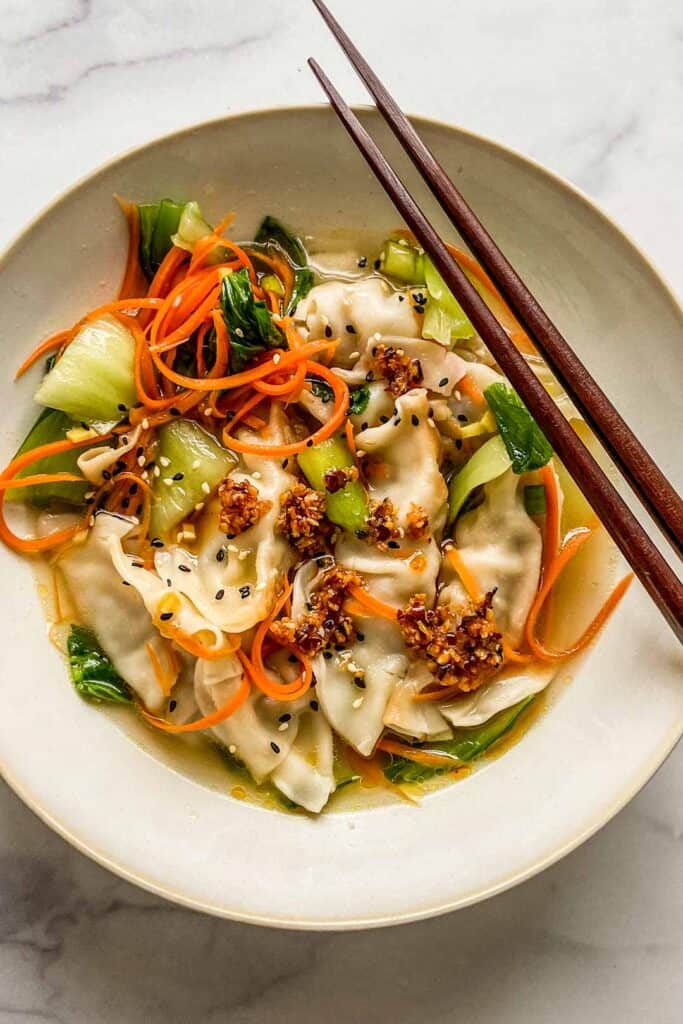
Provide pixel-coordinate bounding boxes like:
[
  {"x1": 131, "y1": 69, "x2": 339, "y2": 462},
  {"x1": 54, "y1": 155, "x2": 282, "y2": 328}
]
[{"x1": 0, "y1": 1, "x2": 681, "y2": 1020}]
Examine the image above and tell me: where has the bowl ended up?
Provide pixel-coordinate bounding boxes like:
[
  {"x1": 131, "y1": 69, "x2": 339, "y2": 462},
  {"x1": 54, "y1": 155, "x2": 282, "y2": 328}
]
[{"x1": 1, "y1": 107, "x2": 681, "y2": 929}]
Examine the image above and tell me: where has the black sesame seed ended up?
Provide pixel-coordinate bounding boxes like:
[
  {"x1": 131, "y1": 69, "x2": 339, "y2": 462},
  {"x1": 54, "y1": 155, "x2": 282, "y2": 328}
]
[
  {"x1": 281, "y1": 458, "x2": 289, "y2": 469},
  {"x1": 360, "y1": 421, "x2": 368, "y2": 431},
  {"x1": 239, "y1": 585, "x2": 251, "y2": 599},
  {"x1": 428, "y1": 407, "x2": 434, "y2": 418},
  {"x1": 102, "y1": 470, "x2": 111, "y2": 481},
  {"x1": 373, "y1": 259, "x2": 381, "y2": 270},
  {"x1": 358, "y1": 256, "x2": 368, "y2": 268},
  {"x1": 131, "y1": 561, "x2": 143, "y2": 568},
  {"x1": 355, "y1": 529, "x2": 369, "y2": 539},
  {"x1": 306, "y1": 439, "x2": 313, "y2": 447},
  {"x1": 387, "y1": 540, "x2": 400, "y2": 549},
  {"x1": 160, "y1": 611, "x2": 173, "y2": 621},
  {"x1": 178, "y1": 564, "x2": 191, "y2": 573},
  {"x1": 215, "y1": 588, "x2": 225, "y2": 601},
  {"x1": 226, "y1": 533, "x2": 235, "y2": 540},
  {"x1": 394, "y1": 417, "x2": 401, "y2": 426},
  {"x1": 169, "y1": 699, "x2": 177, "y2": 712},
  {"x1": 457, "y1": 413, "x2": 468, "y2": 423},
  {"x1": 334, "y1": 643, "x2": 345, "y2": 652},
  {"x1": 279, "y1": 713, "x2": 292, "y2": 722},
  {"x1": 270, "y1": 741, "x2": 281, "y2": 754},
  {"x1": 439, "y1": 377, "x2": 449, "y2": 387},
  {"x1": 170, "y1": 407, "x2": 181, "y2": 416},
  {"x1": 121, "y1": 498, "x2": 130, "y2": 510},
  {"x1": 455, "y1": 439, "x2": 463, "y2": 450},
  {"x1": 166, "y1": 578, "x2": 172, "y2": 587},
  {"x1": 309, "y1": 700, "x2": 319, "y2": 711},
  {"x1": 398, "y1": 293, "x2": 405, "y2": 301},
  {"x1": 287, "y1": 653, "x2": 298, "y2": 664},
  {"x1": 226, "y1": 410, "x2": 236, "y2": 421},
  {"x1": 146, "y1": 459, "x2": 156, "y2": 469},
  {"x1": 122, "y1": 580, "x2": 131, "y2": 587},
  {"x1": 323, "y1": 650, "x2": 333, "y2": 660},
  {"x1": 379, "y1": 415, "x2": 389, "y2": 424},
  {"x1": 80, "y1": 422, "x2": 89, "y2": 430},
  {"x1": 345, "y1": 324, "x2": 356, "y2": 334},
  {"x1": 324, "y1": 325, "x2": 333, "y2": 338},
  {"x1": 216, "y1": 548, "x2": 225, "y2": 562},
  {"x1": 365, "y1": 371, "x2": 375, "y2": 382},
  {"x1": 136, "y1": 446, "x2": 144, "y2": 458},
  {"x1": 411, "y1": 413, "x2": 419, "y2": 426},
  {"x1": 151, "y1": 537, "x2": 164, "y2": 548},
  {"x1": 129, "y1": 482, "x2": 139, "y2": 496},
  {"x1": 135, "y1": 503, "x2": 143, "y2": 516},
  {"x1": 117, "y1": 403, "x2": 127, "y2": 412},
  {"x1": 353, "y1": 677, "x2": 366, "y2": 689},
  {"x1": 172, "y1": 471, "x2": 184, "y2": 481},
  {"x1": 115, "y1": 459, "x2": 127, "y2": 470},
  {"x1": 356, "y1": 631, "x2": 365, "y2": 642}
]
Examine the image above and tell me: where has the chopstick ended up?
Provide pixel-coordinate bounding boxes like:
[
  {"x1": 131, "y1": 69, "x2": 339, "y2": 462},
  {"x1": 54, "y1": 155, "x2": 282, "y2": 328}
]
[
  {"x1": 311, "y1": 0, "x2": 683, "y2": 561},
  {"x1": 306, "y1": 61, "x2": 683, "y2": 643}
]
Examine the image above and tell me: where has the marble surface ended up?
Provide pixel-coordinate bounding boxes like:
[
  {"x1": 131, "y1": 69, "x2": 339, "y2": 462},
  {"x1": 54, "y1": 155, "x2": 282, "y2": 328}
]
[{"x1": 0, "y1": 0, "x2": 681, "y2": 1020}]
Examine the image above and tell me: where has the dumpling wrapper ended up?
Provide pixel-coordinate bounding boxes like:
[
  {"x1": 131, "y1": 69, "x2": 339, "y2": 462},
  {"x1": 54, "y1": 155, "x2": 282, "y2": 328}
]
[
  {"x1": 439, "y1": 665, "x2": 556, "y2": 727},
  {"x1": 338, "y1": 335, "x2": 468, "y2": 398},
  {"x1": 58, "y1": 512, "x2": 178, "y2": 711},
  {"x1": 295, "y1": 278, "x2": 418, "y2": 366},
  {"x1": 76, "y1": 426, "x2": 142, "y2": 485},
  {"x1": 194, "y1": 654, "x2": 335, "y2": 813},
  {"x1": 441, "y1": 469, "x2": 543, "y2": 647}
]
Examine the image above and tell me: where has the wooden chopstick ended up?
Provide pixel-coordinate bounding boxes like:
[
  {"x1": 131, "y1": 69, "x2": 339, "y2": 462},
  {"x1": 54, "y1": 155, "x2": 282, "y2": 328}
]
[
  {"x1": 307, "y1": 57, "x2": 683, "y2": 643},
  {"x1": 311, "y1": 0, "x2": 683, "y2": 560}
]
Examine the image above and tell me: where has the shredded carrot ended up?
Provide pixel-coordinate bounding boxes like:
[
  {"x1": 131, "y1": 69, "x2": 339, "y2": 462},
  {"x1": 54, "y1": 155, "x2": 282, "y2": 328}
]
[
  {"x1": 445, "y1": 544, "x2": 481, "y2": 602},
  {"x1": 377, "y1": 737, "x2": 461, "y2": 769},
  {"x1": 0, "y1": 433, "x2": 110, "y2": 553},
  {"x1": 345, "y1": 419, "x2": 357, "y2": 458},
  {"x1": 0, "y1": 472, "x2": 84, "y2": 492},
  {"x1": 347, "y1": 584, "x2": 398, "y2": 621},
  {"x1": 458, "y1": 372, "x2": 486, "y2": 405},
  {"x1": 145, "y1": 641, "x2": 176, "y2": 696},
  {"x1": 15, "y1": 329, "x2": 73, "y2": 380},
  {"x1": 115, "y1": 196, "x2": 149, "y2": 300},
  {"x1": 140, "y1": 672, "x2": 250, "y2": 733},
  {"x1": 238, "y1": 580, "x2": 313, "y2": 701}
]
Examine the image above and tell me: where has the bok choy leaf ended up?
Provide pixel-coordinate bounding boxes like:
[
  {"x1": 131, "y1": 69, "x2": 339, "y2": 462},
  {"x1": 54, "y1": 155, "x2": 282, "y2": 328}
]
[
  {"x1": 67, "y1": 625, "x2": 132, "y2": 704},
  {"x1": 484, "y1": 383, "x2": 553, "y2": 474},
  {"x1": 447, "y1": 434, "x2": 511, "y2": 525},
  {"x1": 254, "y1": 215, "x2": 314, "y2": 313},
  {"x1": 220, "y1": 268, "x2": 283, "y2": 373}
]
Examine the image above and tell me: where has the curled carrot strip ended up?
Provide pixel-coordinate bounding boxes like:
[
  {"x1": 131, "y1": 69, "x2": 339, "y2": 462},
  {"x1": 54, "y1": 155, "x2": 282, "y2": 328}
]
[
  {"x1": 445, "y1": 544, "x2": 481, "y2": 602},
  {"x1": 347, "y1": 584, "x2": 398, "y2": 622},
  {"x1": 140, "y1": 672, "x2": 250, "y2": 733},
  {"x1": 115, "y1": 196, "x2": 149, "y2": 301},
  {"x1": 15, "y1": 329, "x2": 73, "y2": 380},
  {"x1": 377, "y1": 737, "x2": 461, "y2": 768},
  {"x1": 0, "y1": 473, "x2": 84, "y2": 492},
  {"x1": 458, "y1": 373, "x2": 486, "y2": 405},
  {"x1": 236, "y1": 581, "x2": 313, "y2": 702}
]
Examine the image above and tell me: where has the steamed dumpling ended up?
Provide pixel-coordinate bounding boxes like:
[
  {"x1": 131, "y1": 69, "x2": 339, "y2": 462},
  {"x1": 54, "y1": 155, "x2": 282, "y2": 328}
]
[
  {"x1": 295, "y1": 278, "x2": 418, "y2": 366},
  {"x1": 440, "y1": 469, "x2": 543, "y2": 646},
  {"x1": 58, "y1": 513, "x2": 178, "y2": 711},
  {"x1": 194, "y1": 655, "x2": 335, "y2": 812}
]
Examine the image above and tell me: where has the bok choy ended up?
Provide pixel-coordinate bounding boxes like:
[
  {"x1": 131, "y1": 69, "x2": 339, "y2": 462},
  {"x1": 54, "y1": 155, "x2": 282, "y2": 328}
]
[
  {"x1": 67, "y1": 625, "x2": 132, "y2": 704},
  {"x1": 484, "y1": 383, "x2": 553, "y2": 473},
  {"x1": 254, "y1": 215, "x2": 314, "y2": 313},
  {"x1": 220, "y1": 268, "x2": 283, "y2": 373},
  {"x1": 447, "y1": 434, "x2": 511, "y2": 524}
]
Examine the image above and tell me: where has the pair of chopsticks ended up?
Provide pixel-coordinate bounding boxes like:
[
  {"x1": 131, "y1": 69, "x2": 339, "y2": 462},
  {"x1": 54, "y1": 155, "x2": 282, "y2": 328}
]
[{"x1": 309, "y1": 0, "x2": 683, "y2": 643}]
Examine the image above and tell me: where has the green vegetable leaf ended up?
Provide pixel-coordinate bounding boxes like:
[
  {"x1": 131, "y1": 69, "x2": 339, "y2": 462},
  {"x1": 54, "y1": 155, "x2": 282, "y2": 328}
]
[
  {"x1": 307, "y1": 377, "x2": 334, "y2": 404},
  {"x1": 297, "y1": 435, "x2": 369, "y2": 534},
  {"x1": 447, "y1": 434, "x2": 511, "y2": 525},
  {"x1": 138, "y1": 198, "x2": 185, "y2": 280},
  {"x1": 67, "y1": 625, "x2": 132, "y2": 704},
  {"x1": 484, "y1": 383, "x2": 552, "y2": 474},
  {"x1": 384, "y1": 696, "x2": 535, "y2": 784},
  {"x1": 348, "y1": 384, "x2": 370, "y2": 417},
  {"x1": 254, "y1": 215, "x2": 314, "y2": 313},
  {"x1": 220, "y1": 268, "x2": 283, "y2": 372},
  {"x1": 6, "y1": 408, "x2": 90, "y2": 507}
]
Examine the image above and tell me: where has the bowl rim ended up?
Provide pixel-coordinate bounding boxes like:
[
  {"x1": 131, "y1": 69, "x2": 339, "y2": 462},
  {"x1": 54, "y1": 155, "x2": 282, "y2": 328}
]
[{"x1": 1, "y1": 104, "x2": 680, "y2": 930}]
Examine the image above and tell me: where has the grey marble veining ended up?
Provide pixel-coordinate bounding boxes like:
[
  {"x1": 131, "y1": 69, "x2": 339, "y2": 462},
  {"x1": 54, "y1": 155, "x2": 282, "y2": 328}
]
[{"x1": 0, "y1": 1, "x2": 681, "y2": 1020}]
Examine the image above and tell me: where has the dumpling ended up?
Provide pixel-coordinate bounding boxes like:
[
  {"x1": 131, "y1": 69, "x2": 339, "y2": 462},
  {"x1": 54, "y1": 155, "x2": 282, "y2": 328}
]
[
  {"x1": 295, "y1": 278, "x2": 419, "y2": 366},
  {"x1": 382, "y1": 659, "x2": 452, "y2": 741},
  {"x1": 440, "y1": 469, "x2": 543, "y2": 646},
  {"x1": 76, "y1": 426, "x2": 142, "y2": 485},
  {"x1": 58, "y1": 512, "x2": 178, "y2": 711},
  {"x1": 194, "y1": 655, "x2": 335, "y2": 813},
  {"x1": 338, "y1": 335, "x2": 468, "y2": 398},
  {"x1": 155, "y1": 409, "x2": 297, "y2": 634},
  {"x1": 312, "y1": 391, "x2": 449, "y2": 753},
  {"x1": 439, "y1": 664, "x2": 555, "y2": 728}
]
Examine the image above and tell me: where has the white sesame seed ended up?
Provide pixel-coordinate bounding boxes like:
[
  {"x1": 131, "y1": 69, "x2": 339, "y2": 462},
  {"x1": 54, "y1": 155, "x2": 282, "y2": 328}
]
[
  {"x1": 251, "y1": 471, "x2": 261, "y2": 480},
  {"x1": 454, "y1": 390, "x2": 462, "y2": 401},
  {"x1": 137, "y1": 455, "x2": 145, "y2": 467},
  {"x1": 346, "y1": 661, "x2": 361, "y2": 674},
  {"x1": 194, "y1": 501, "x2": 204, "y2": 512},
  {"x1": 141, "y1": 471, "x2": 149, "y2": 481},
  {"x1": 141, "y1": 418, "x2": 150, "y2": 430},
  {"x1": 355, "y1": 448, "x2": 366, "y2": 458},
  {"x1": 159, "y1": 456, "x2": 171, "y2": 467},
  {"x1": 153, "y1": 466, "x2": 161, "y2": 478},
  {"x1": 428, "y1": 418, "x2": 437, "y2": 429},
  {"x1": 349, "y1": 351, "x2": 360, "y2": 360},
  {"x1": 228, "y1": 744, "x2": 237, "y2": 754},
  {"x1": 238, "y1": 549, "x2": 249, "y2": 561},
  {"x1": 192, "y1": 459, "x2": 201, "y2": 470},
  {"x1": 163, "y1": 478, "x2": 173, "y2": 486},
  {"x1": 272, "y1": 353, "x2": 281, "y2": 365},
  {"x1": 234, "y1": 327, "x2": 244, "y2": 338},
  {"x1": 201, "y1": 481, "x2": 211, "y2": 494},
  {"x1": 255, "y1": 582, "x2": 266, "y2": 592},
  {"x1": 227, "y1": 544, "x2": 239, "y2": 553},
  {"x1": 84, "y1": 490, "x2": 95, "y2": 500},
  {"x1": 88, "y1": 515, "x2": 95, "y2": 527},
  {"x1": 352, "y1": 697, "x2": 364, "y2": 709},
  {"x1": 203, "y1": 408, "x2": 212, "y2": 417},
  {"x1": 278, "y1": 722, "x2": 289, "y2": 732},
  {"x1": 371, "y1": 332, "x2": 382, "y2": 342}
]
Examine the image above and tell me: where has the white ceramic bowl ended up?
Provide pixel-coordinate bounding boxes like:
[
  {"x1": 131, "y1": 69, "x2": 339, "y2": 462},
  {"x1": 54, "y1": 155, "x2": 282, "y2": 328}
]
[{"x1": 1, "y1": 107, "x2": 681, "y2": 929}]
